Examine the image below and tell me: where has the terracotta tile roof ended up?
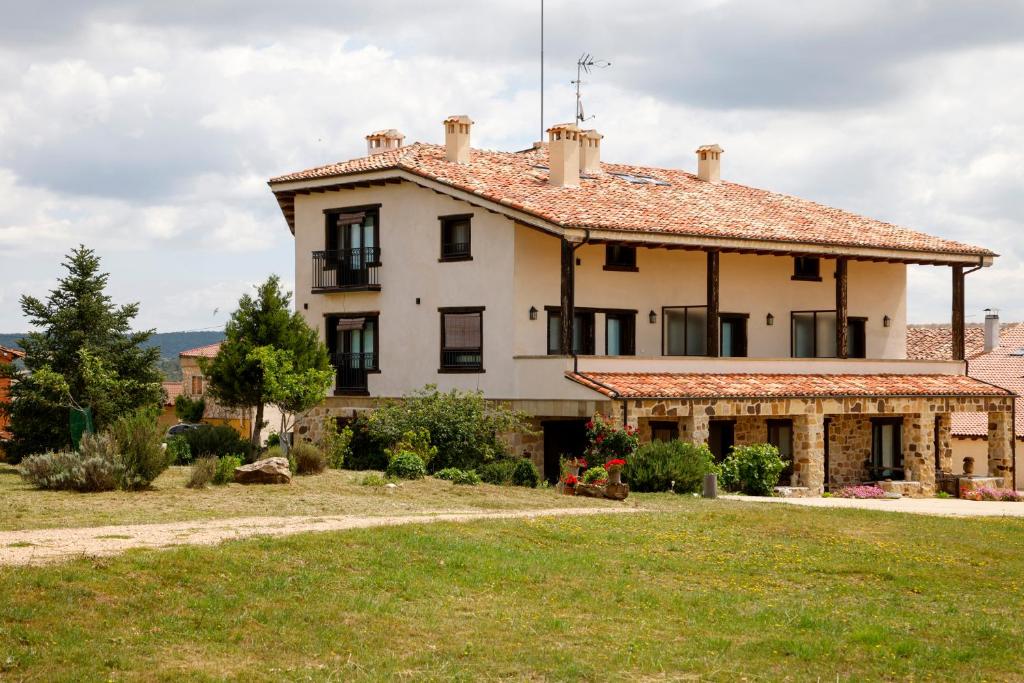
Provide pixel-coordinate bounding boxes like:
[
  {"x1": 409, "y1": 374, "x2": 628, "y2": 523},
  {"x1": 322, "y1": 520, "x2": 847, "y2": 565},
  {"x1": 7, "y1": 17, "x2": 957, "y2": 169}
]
[
  {"x1": 566, "y1": 371, "x2": 1011, "y2": 400},
  {"x1": 270, "y1": 143, "x2": 992, "y2": 258},
  {"x1": 162, "y1": 381, "x2": 184, "y2": 406},
  {"x1": 0, "y1": 345, "x2": 25, "y2": 361},
  {"x1": 906, "y1": 324, "x2": 993, "y2": 361},
  {"x1": 179, "y1": 342, "x2": 222, "y2": 359}
]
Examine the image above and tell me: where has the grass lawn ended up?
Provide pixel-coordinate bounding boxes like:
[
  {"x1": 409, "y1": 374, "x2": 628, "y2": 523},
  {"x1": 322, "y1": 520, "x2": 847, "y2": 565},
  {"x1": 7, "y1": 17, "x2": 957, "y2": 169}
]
[
  {"x1": 0, "y1": 464, "x2": 634, "y2": 531},
  {"x1": 3, "y1": 503, "x2": 1024, "y2": 680}
]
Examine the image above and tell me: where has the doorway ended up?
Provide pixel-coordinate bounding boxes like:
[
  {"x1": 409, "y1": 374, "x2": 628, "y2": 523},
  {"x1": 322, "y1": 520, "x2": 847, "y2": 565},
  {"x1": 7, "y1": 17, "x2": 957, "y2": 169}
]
[
  {"x1": 542, "y1": 419, "x2": 588, "y2": 483},
  {"x1": 708, "y1": 420, "x2": 736, "y2": 462}
]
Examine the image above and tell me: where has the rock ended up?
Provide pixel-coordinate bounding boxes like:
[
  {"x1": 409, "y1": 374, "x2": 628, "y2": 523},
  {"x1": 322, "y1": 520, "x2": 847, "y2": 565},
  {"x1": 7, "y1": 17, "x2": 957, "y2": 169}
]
[
  {"x1": 234, "y1": 457, "x2": 291, "y2": 485},
  {"x1": 604, "y1": 482, "x2": 629, "y2": 501},
  {"x1": 575, "y1": 483, "x2": 605, "y2": 498}
]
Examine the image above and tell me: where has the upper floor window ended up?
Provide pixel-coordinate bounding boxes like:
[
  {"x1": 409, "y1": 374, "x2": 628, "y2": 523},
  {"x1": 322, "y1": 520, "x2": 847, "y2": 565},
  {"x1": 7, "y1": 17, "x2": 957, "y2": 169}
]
[
  {"x1": 315, "y1": 205, "x2": 381, "y2": 291},
  {"x1": 720, "y1": 313, "x2": 748, "y2": 357},
  {"x1": 792, "y1": 310, "x2": 837, "y2": 358},
  {"x1": 792, "y1": 256, "x2": 821, "y2": 281},
  {"x1": 439, "y1": 307, "x2": 484, "y2": 372},
  {"x1": 546, "y1": 309, "x2": 596, "y2": 355},
  {"x1": 663, "y1": 305, "x2": 708, "y2": 356},
  {"x1": 191, "y1": 376, "x2": 204, "y2": 395},
  {"x1": 604, "y1": 245, "x2": 637, "y2": 271},
  {"x1": 847, "y1": 318, "x2": 867, "y2": 359},
  {"x1": 605, "y1": 312, "x2": 636, "y2": 356},
  {"x1": 439, "y1": 214, "x2": 472, "y2": 261}
]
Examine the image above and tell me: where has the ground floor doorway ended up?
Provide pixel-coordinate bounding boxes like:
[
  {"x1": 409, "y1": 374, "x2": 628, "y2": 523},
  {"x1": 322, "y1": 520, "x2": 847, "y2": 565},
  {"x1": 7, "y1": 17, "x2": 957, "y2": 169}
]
[{"x1": 542, "y1": 419, "x2": 588, "y2": 483}]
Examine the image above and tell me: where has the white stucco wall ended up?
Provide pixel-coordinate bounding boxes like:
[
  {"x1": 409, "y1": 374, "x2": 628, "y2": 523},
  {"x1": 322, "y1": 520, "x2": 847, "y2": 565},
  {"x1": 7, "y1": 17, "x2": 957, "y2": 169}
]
[{"x1": 512, "y1": 224, "x2": 908, "y2": 359}]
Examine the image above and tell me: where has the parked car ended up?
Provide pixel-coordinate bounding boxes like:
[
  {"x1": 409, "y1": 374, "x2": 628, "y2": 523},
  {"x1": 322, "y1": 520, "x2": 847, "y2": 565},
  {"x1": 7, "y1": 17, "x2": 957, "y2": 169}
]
[{"x1": 166, "y1": 422, "x2": 202, "y2": 438}]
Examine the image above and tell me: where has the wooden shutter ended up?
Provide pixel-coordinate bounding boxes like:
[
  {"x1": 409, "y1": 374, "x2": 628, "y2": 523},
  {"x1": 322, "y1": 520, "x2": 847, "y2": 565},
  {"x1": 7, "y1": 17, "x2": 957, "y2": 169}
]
[{"x1": 443, "y1": 313, "x2": 481, "y2": 349}]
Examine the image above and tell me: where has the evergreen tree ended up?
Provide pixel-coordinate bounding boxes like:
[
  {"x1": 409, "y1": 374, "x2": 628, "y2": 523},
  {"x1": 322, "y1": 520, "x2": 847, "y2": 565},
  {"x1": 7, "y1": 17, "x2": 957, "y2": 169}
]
[
  {"x1": 201, "y1": 275, "x2": 330, "y2": 447},
  {"x1": 1, "y1": 246, "x2": 163, "y2": 461}
]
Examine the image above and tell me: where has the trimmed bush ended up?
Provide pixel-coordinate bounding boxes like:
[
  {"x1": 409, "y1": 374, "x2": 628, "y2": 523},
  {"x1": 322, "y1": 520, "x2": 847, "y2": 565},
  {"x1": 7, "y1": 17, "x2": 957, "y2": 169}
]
[
  {"x1": 386, "y1": 451, "x2": 426, "y2": 480},
  {"x1": 478, "y1": 459, "x2": 517, "y2": 486},
  {"x1": 511, "y1": 459, "x2": 540, "y2": 488},
  {"x1": 385, "y1": 429, "x2": 437, "y2": 471},
  {"x1": 625, "y1": 440, "x2": 717, "y2": 493},
  {"x1": 19, "y1": 449, "x2": 118, "y2": 492},
  {"x1": 719, "y1": 443, "x2": 786, "y2": 496},
  {"x1": 76, "y1": 432, "x2": 121, "y2": 491},
  {"x1": 182, "y1": 425, "x2": 254, "y2": 462},
  {"x1": 291, "y1": 442, "x2": 327, "y2": 475},
  {"x1": 361, "y1": 472, "x2": 388, "y2": 487},
  {"x1": 107, "y1": 409, "x2": 171, "y2": 490},
  {"x1": 165, "y1": 435, "x2": 192, "y2": 465},
  {"x1": 213, "y1": 455, "x2": 242, "y2": 485},
  {"x1": 435, "y1": 467, "x2": 481, "y2": 485},
  {"x1": 187, "y1": 457, "x2": 217, "y2": 489}
]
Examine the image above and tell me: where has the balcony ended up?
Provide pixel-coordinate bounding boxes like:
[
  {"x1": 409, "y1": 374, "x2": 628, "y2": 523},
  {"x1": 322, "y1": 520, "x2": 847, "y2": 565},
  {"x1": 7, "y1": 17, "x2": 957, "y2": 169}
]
[
  {"x1": 333, "y1": 351, "x2": 376, "y2": 395},
  {"x1": 312, "y1": 248, "x2": 381, "y2": 292}
]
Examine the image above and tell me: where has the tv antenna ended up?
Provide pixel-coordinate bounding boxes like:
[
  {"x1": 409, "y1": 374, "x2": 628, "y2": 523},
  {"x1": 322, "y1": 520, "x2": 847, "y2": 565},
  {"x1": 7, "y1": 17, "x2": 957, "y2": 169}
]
[{"x1": 572, "y1": 53, "x2": 611, "y2": 124}]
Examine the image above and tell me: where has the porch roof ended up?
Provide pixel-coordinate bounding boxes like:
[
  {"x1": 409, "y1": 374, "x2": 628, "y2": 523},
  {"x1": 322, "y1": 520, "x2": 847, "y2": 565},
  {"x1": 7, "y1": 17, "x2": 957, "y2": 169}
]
[{"x1": 565, "y1": 371, "x2": 1014, "y2": 400}]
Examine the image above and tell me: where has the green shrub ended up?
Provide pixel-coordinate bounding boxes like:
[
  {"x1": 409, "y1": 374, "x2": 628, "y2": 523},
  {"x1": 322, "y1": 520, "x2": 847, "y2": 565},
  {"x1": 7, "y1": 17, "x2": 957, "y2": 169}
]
[
  {"x1": 187, "y1": 457, "x2": 217, "y2": 489},
  {"x1": 345, "y1": 413, "x2": 389, "y2": 470},
  {"x1": 19, "y1": 443, "x2": 121, "y2": 492},
  {"x1": 478, "y1": 459, "x2": 517, "y2": 485},
  {"x1": 625, "y1": 440, "x2": 717, "y2": 493},
  {"x1": 361, "y1": 472, "x2": 388, "y2": 487},
  {"x1": 319, "y1": 417, "x2": 353, "y2": 469},
  {"x1": 173, "y1": 394, "x2": 205, "y2": 423},
  {"x1": 76, "y1": 431, "x2": 121, "y2": 491},
  {"x1": 182, "y1": 425, "x2": 254, "y2": 461},
  {"x1": 435, "y1": 467, "x2": 481, "y2": 485},
  {"x1": 719, "y1": 443, "x2": 786, "y2": 496},
  {"x1": 584, "y1": 414, "x2": 640, "y2": 466},
  {"x1": 385, "y1": 428, "x2": 437, "y2": 470},
  {"x1": 511, "y1": 459, "x2": 540, "y2": 488},
  {"x1": 582, "y1": 465, "x2": 608, "y2": 485},
  {"x1": 386, "y1": 451, "x2": 426, "y2": 480},
  {"x1": 108, "y1": 409, "x2": 172, "y2": 490},
  {"x1": 367, "y1": 385, "x2": 530, "y2": 472},
  {"x1": 213, "y1": 455, "x2": 242, "y2": 485},
  {"x1": 291, "y1": 442, "x2": 327, "y2": 475},
  {"x1": 165, "y1": 435, "x2": 192, "y2": 465}
]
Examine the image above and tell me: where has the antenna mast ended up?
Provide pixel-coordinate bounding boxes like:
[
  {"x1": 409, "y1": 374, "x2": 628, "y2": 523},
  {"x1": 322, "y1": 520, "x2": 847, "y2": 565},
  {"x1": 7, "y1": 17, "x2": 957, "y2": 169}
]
[{"x1": 572, "y1": 53, "x2": 611, "y2": 124}]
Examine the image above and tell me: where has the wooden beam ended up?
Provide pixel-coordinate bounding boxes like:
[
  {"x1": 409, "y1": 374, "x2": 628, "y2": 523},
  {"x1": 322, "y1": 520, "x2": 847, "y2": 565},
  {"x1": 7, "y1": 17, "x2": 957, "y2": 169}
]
[
  {"x1": 706, "y1": 250, "x2": 720, "y2": 357},
  {"x1": 560, "y1": 238, "x2": 575, "y2": 355},
  {"x1": 836, "y1": 257, "x2": 848, "y2": 359},
  {"x1": 952, "y1": 265, "x2": 965, "y2": 361}
]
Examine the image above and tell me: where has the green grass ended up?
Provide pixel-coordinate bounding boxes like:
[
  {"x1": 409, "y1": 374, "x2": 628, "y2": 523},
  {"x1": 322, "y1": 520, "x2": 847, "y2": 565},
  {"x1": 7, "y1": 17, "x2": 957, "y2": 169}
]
[{"x1": 3, "y1": 502, "x2": 1024, "y2": 680}]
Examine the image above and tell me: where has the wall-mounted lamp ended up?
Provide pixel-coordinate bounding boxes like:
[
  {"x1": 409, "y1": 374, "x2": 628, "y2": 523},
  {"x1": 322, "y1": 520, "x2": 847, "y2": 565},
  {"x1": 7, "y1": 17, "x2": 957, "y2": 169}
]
[
  {"x1": 883, "y1": 315, "x2": 891, "y2": 328},
  {"x1": 766, "y1": 313, "x2": 774, "y2": 326},
  {"x1": 649, "y1": 310, "x2": 657, "y2": 324},
  {"x1": 529, "y1": 306, "x2": 538, "y2": 321}
]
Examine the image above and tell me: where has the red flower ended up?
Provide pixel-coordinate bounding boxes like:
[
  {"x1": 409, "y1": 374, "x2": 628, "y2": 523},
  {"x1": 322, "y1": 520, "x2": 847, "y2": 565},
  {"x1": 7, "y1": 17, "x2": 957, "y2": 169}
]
[
  {"x1": 578, "y1": 458, "x2": 587, "y2": 468},
  {"x1": 564, "y1": 474, "x2": 579, "y2": 485},
  {"x1": 586, "y1": 421, "x2": 594, "y2": 429},
  {"x1": 596, "y1": 434, "x2": 605, "y2": 443},
  {"x1": 605, "y1": 458, "x2": 627, "y2": 470}
]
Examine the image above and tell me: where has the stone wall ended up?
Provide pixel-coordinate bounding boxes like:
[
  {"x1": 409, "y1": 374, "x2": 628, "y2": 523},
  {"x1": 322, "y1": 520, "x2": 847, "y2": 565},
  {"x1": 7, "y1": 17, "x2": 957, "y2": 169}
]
[
  {"x1": 734, "y1": 416, "x2": 767, "y2": 447},
  {"x1": 988, "y1": 410, "x2": 1014, "y2": 488},
  {"x1": 827, "y1": 415, "x2": 871, "y2": 488}
]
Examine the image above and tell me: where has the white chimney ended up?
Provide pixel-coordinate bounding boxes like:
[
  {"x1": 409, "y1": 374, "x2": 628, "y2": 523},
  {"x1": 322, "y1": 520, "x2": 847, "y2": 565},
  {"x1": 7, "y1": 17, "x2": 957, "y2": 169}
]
[
  {"x1": 696, "y1": 144, "x2": 724, "y2": 183},
  {"x1": 444, "y1": 115, "x2": 473, "y2": 163},
  {"x1": 547, "y1": 123, "x2": 581, "y2": 187},
  {"x1": 579, "y1": 129, "x2": 603, "y2": 175},
  {"x1": 365, "y1": 129, "x2": 404, "y2": 156},
  {"x1": 984, "y1": 309, "x2": 1000, "y2": 352}
]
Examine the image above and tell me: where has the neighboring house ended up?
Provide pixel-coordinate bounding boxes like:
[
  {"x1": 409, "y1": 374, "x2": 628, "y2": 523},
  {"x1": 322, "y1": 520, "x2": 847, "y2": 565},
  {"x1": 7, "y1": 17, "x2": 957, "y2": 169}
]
[
  {"x1": 908, "y1": 313, "x2": 1023, "y2": 489},
  {"x1": 0, "y1": 345, "x2": 26, "y2": 446},
  {"x1": 268, "y1": 116, "x2": 1015, "y2": 494},
  {"x1": 159, "y1": 381, "x2": 184, "y2": 429},
  {"x1": 178, "y1": 343, "x2": 282, "y2": 441}
]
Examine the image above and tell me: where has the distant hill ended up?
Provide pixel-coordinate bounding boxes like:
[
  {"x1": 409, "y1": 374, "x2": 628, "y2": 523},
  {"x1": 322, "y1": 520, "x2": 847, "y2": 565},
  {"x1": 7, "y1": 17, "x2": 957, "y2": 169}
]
[{"x1": 0, "y1": 330, "x2": 226, "y2": 381}]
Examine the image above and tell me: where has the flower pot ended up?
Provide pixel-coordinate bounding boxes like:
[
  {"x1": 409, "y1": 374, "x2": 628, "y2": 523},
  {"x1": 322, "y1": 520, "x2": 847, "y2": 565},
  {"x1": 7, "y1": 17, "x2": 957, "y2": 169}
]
[
  {"x1": 607, "y1": 468, "x2": 622, "y2": 485},
  {"x1": 562, "y1": 483, "x2": 577, "y2": 496}
]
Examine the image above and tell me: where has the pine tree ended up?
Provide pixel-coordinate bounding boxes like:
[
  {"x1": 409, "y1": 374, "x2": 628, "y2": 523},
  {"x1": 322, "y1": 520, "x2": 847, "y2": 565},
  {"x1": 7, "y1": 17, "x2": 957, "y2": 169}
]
[
  {"x1": 201, "y1": 275, "x2": 330, "y2": 447},
  {"x1": 2, "y1": 246, "x2": 163, "y2": 461}
]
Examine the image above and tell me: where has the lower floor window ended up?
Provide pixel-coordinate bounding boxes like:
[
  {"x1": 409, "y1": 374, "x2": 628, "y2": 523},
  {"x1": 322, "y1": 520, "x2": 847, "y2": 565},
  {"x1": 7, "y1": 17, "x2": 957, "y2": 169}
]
[
  {"x1": 768, "y1": 419, "x2": 794, "y2": 485},
  {"x1": 871, "y1": 418, "x2": 903, "y2": 480},
  {"x1": 650, "y1": 421, "x2": 679, "y2": 442},
  {"x1": 440, "y1": 307, "x2": 484, "y2": 372},
  {"x1": 327, "y1": 314, "x2": 379, "y2": 394}
]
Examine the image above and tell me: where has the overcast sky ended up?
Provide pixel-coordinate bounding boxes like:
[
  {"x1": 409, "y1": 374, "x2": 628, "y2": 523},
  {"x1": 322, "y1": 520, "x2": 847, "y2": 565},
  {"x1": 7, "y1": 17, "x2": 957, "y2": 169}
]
[{"x1": 1, "y1": 0, "x2": 1022, "y2": 332}]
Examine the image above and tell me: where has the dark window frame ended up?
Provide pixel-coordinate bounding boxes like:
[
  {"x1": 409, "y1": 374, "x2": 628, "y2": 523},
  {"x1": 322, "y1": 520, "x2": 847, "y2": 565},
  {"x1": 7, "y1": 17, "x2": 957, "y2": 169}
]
[
  {"x1": 604, "y1": 311, "x2": 636, "y2": 356},
  {"x1": 438, "y1": 306, "x2": 485, "y2": 373},
  {"x1": 847, "y1": 316, "x2": 868, "y2": 359},
  {"x1": 719, "y1": 312, "x2": 749, "y2": 358},
  {"x1": 545, "y1": 308, "x2": 596, "y2": 355},
  {"x1": 324, "y1": 311, "x2": 380, "y2": 396},
  {"x1": 792, "y1": 256, "x2": 822, "y2": 281},
  {"x1": 438, "y1": 213, "x2": 473, "y2": 262},
  {"x1": 661, "y1": 304, "x2": 709, "y2": 357},
  {"x1": 323, "y1": 204, "x2": 382, "y2": 265},
  {"x1": 790, "y1": 309, "x2": 837, "y2": 358},
  {"x1": 870, "y1": 417, "x2": 904, "y2": 481},
  {"x1": 603, "y1": 244, "x2": 638, "y2": 272},
  {"x1": 650, "y1": 421, "x2": 680, "y2": 442},
  {"x1": 767, "y1": 418, "x2": 794, "y2": 485}
]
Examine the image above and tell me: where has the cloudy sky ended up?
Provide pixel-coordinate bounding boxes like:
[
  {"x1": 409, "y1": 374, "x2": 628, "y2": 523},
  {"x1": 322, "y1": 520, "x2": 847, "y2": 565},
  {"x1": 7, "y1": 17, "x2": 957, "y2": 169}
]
[{"x1": 1, "y1": 0, "x2": 1022, "y2": 332}]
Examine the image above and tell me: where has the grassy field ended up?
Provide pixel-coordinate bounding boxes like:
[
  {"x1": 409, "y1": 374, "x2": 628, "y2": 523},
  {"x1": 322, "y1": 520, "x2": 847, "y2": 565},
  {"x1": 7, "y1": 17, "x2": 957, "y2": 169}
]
[
  {"x1": 0, "y1": 464, "x2": 635, "y2": 531},
  {"x1": 3, "y1": 502, "x2": 1024, "y2": 680}
]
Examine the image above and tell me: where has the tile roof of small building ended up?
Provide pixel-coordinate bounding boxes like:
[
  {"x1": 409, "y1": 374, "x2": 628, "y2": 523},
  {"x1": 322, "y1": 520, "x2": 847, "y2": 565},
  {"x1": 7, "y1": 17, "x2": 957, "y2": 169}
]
[
  {"x1": 905, "y1": 324, "x2": 996, "y2": 361},
  {"x1": 162, "y1": 381, "x2": 184, "y2": 406},
  {"x1": 0, "y1": 345, "x2": 25, "y2": 361},
  {"x1": 565, "y1": 371, "x2": 1011, "y2": 400},
  {"x1": 270, "y1": 143, "x2": 993, "y2": 259},
  {"x1": 179, "y1": 342, "x2": 222, "y2": 359}
]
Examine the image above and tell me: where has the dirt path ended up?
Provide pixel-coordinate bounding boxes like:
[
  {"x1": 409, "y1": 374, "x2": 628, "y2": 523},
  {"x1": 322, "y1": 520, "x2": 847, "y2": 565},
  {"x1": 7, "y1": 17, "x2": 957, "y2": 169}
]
[
  {"x1": 724, "y1": 494, "x2": 1024, "y2": 517},
  {"x1": 0, "y1": 507, "x2": 640, "y2": 566}
]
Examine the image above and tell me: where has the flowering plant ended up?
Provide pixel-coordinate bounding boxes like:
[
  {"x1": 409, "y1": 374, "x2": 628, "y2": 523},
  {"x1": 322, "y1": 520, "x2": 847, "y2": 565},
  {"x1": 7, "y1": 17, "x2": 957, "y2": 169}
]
[
  {"x1": 835, "y1": 484, "x2": 887, "y2": 499},
  {"x1": 961, "y1": 486, "x2": 1023, "y2": 502},
  {"x1": 563, "y1": 474, "x2": 579, "y2": 486},
  {"x1": 581, "y1": 466, "x2": 608, "y2": 485},
  {"x1": 585, "y1": 414, "x2": 639, "y2": 465},
  {"x1": 604, "y1": 458, "x2": 627, "y2": 472}
]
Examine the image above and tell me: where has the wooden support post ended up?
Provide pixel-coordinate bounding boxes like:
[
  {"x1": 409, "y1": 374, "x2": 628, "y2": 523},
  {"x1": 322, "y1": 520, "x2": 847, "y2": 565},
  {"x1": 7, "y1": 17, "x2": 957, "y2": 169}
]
[
  {"x1": 952, "y1": 265, "x2": 965, "y2": 361},
  {"x1": 835, "y1": 257, "x2": 848, "y2": 359},
  {"x1": 706, "y1": 250, "x2": 720, "y2": 357},
  {"x1": 559, "y1": 238, "x2": 575, "y2": 355}
]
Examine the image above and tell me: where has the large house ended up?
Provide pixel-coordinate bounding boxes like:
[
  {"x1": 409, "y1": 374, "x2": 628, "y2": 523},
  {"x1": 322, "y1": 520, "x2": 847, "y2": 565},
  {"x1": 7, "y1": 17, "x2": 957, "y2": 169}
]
[
  {"x1": 908, "y1": 313, "x2": 1024, "y2": 489},
  {"x1": 268, "y1": 116, "x2": 1015, "y2": 494},
  {"x1": 0, "y1": 345, "x2": 25, "y2": 447}
]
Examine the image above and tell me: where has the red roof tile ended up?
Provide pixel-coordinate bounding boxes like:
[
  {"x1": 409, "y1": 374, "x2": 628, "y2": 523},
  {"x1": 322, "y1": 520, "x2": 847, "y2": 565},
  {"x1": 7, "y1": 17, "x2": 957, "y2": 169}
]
[
  {"x1": 906, "y1": 324, "x2": 996, "y2": 361},
  {"x1": 162, "y1": 381, "x2": 183, "y2": 406},
  {"x1": 179, "y1": 342, "x2": 222, "y2": 359},
  {"x1": 270, "y1": 143, "x2": 992, "y2": 258},
  {"x1": 0, "y1": 345, "x2": 25, "y2": 361},
  {"x1": 566, "y1": 371, "x2": 1012, "y2": 400}
]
